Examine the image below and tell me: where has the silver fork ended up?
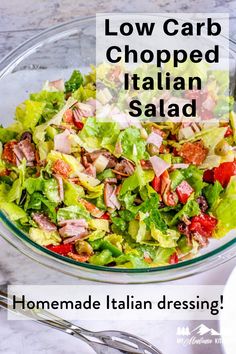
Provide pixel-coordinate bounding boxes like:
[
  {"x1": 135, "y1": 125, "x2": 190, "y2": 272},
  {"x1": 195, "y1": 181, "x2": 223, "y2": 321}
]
[{"x1": 0, "y1": 290, "x2": 163, "y2": 354}]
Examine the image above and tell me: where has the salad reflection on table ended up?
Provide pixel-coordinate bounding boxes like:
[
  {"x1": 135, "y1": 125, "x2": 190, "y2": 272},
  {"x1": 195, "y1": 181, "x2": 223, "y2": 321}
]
[{"x1": 0, "y1": 67, "x2": 236, "y2": 269}]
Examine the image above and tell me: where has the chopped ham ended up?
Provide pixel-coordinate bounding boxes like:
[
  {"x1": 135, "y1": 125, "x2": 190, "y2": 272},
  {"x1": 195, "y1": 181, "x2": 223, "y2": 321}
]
[
  {"x1": 104, "y1": 178, "x2": 117, "y2": 184},
  {"x1": 48, "y1": 79, "x2": 65, "y2": 92},
  {"x1": 140, "y1": 160, "x2": 152, "y2": 170},
  {"x1": 84, "y1": 163, "x2": 96, "y2": 178},
  {"x1": 63, "y1": 235, "x2": 87, "y2": 244},
  {"x1": 54, "y1": 129, "x2": 71, "y2": 154},
  {"x1": 172, "y1": 163, "x2": 190, "y2": 169},
  {"x1": 113, "y1": 159, "x2": 135, "y2": 176},
  {"x1": 13, "y1": 138, "x2": 36, "y2": 166},
  {"x1": 53, "y1": 174, "x2": 64, "y2": 201},
  {"x1": 58, "y1": 219, "x2": 88, "y2": 228},
  {"x1": 147, "y1": 132, "x2": 163, "y2": 148},
  {"x1": 104, "y1": 183, "x2": 121, "y2": 210},
  {"x1": 73, "y1": 102, "x2": 95, "y2": 120},
  {"x1": 150, "y1": 156, "x2": 170, "y2": 177},
  {"x1": 32, "y1": 213, "x2": 57, "y2": 232},
  {"x1": 59, "y1": 224, "x2": 88, "y2": 238},
  {"x1": 13, "y1": 145, "x2": 25, "y2": 165}
]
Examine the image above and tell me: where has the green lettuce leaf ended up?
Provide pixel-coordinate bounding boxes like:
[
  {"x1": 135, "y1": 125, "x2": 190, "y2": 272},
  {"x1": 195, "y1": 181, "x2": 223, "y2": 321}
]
[
  {"x1": 72, "y1": 83, "x2": 96, "y2": 101},
  {"x1": 203, "y1": 181, "x2": 223, "y2": 210},
  {"x1": 119, "y1": 164, "x2": 154, "y2": 196},
  {"x1": 1, "y1": 202, "x2": 27, "y2": 221},
  {"x1": 0, "y1": 127, "x2": 17, "y2": 143},
  {"x1": 63, "y1": 180, "x2": 84, "y2": 206},
  {"x1": 169, "y1": 198, "x2": 200, "y2": 226},
  {"x1": 79, "y1": 117, "x2": 120, "y2": 152},
  {"x1": 24, "y1": 177, "x2": 44, "y2": 194},
  {"x1": 183, "y1": 165, "x2": 206, "y2": 196},
  {"x1": 15, "y1": 100, "x2": 45, "y2": 130},
  {"x1": 30, "y1": 90, "x2": 65, "y2": 121},
  {"x1": 65, "y1": 70, "x2": 83, "y2": 93},
  {"x1": 151, "y1": 227, "x2": 180, "y2": 248},
  {"x1": 25, "y1": 192, "x2": 57, "y2": 222},
  {"x1": 118, "y1": 127, "x2": 148, "y2": 162},
  {"x1": 57, "y1": 205, "x2": 90, "y2": 222},
  {"x1": 43, "y1": 179, "x2": 61, "y2": 204},
  {"x1": 29, "y1": 228, "x2": 61, "y2": 246},
  {"x1": 140, "y1": 193, "x2": 167, "y2": 233},
  {"x1": 153, "y1": 247, "x2": 176, "y2": 266},
  {"x1": 213, "y1": 176, "x2": 236, "y2": 237}
]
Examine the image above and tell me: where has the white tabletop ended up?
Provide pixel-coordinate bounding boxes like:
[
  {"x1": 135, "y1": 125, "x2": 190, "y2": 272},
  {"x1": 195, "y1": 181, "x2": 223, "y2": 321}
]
[{"x1": 0, "y1": 236, "x2": 235, "y2": 354}]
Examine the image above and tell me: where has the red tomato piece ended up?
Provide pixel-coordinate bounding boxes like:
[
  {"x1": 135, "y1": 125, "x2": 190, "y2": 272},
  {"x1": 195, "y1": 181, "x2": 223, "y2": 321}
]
[
  {"x1": 169, "y1": 252, "x2": 179, "y2": 264},
  {"x1": 151, "y1": 176, "x2": 161, "y2": 193},
  {"x1": 214, "y1": 161, "x2": 236, "y2": 188},
  {"x1": 203, "y1": 169, "x2": 214, "y2": 183},
  {"x1": 73, "y1": 120, "x2": 84, "y2": 130},
  {"x1": 47, "y1": 244, "x2": 73, "y2": 255},
  {"x1": 176, "y1": 180, "x2": 194, "y2": 204},
  {"x1": 189, "y1": 213, "x2": 217, "y2": 238},
  {"x1": 100, "y1": 212, "x2": 110, "y2": 220},
  {"x1": 224, "y1": 127, "x2": 233, "y2": 137}
]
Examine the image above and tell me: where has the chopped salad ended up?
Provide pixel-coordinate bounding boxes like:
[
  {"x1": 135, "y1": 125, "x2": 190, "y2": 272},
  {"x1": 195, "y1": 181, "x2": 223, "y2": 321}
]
[{"x1": 0, "y1": 67, "x2": 236, "y2": 269}]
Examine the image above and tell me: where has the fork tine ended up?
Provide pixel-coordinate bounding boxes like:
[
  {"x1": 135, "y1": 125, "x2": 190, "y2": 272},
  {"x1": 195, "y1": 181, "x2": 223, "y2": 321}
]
[{"x1": 99, "y1": 331, "x2": 163, "y2": 354}]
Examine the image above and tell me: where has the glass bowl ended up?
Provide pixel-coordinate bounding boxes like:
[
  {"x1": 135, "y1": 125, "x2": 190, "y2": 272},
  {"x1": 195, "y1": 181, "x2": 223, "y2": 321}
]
[{"x1": 0, "y1": 17, "x2": 236, "y2": 284}]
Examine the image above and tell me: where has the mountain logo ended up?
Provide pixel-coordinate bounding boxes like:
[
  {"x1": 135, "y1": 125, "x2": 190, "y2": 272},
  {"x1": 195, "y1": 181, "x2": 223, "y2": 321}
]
[
  {"x1": 176, "y1": 324, "x2": 220, "y2": 337},
  {"x1": 191, "y1": 324, "x2": 220, "y2": 336}
]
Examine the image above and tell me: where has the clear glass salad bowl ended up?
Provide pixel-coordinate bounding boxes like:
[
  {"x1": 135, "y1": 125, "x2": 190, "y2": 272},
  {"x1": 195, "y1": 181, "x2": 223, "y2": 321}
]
[{"x1": 0, "y1": 17, "x2": 236, "y2": 283}]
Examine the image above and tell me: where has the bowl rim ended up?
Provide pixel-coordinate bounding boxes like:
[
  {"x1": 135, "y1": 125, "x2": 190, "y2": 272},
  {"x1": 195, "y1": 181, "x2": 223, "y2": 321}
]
[
  {"x1": 0, "y1": 15, "x2": 236, "y2": 275},
  {"x1": 1, "y1": 210, "x2": 236, "y2": 274}
]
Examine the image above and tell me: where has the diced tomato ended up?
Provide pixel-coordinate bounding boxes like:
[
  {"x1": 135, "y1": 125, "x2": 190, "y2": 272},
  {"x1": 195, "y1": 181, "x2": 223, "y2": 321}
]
[
  {"x1": 169, "y1": 252, "x2": 179, "y2": 264},
  {"x1": 203, "y1": 169, "x2": 214, "y2": 183},
  {"x1": 63, "y1": 109, "x2": 74, "y2": 123},
  {"x1": 52, "y1": 159, "x2": 72, "y2": 178},
  {"x1": 189, "y1": 213, "x2": 217, "y2": 238},
  {"x1": 73, "y1": 120, "x2": 84, "y2": 130},
  {"x1": 176, "y1": 180, "x2": 194, "y2": 204},
  {"x1": 100, "y1": 212, "x2": 110, "y2": 220},
  {"x1": 2, "y1": 141, "x2": 17, "y2": 165},
  {"x1": 224, "y1": 127, "x2": 233, "y2": 137},
  {"x1": 214, "y1": 161, "x2": 236, "y2": 188},
  {"x1": 47, "y1": 243, "x2": 73, "y2": 255},
  {"x1": 151, "y1": 176, "x2": 161, "y2": 193}
]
